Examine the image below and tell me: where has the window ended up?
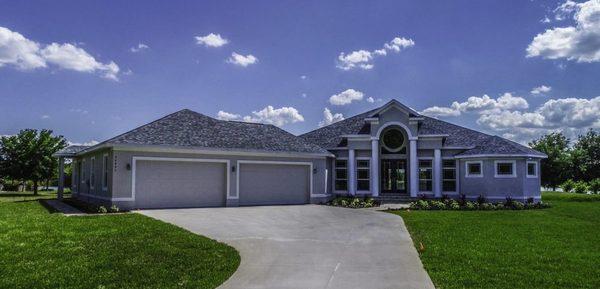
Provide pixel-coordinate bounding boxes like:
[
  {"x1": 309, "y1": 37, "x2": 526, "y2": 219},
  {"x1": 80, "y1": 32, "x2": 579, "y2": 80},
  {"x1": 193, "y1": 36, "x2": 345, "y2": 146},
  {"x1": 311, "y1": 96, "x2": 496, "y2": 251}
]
[
  {"x1": 466, "y1": 161, "x2": 483, "y2": 177},
  {"x1": 102, "y1": 154, "x2": 109, "y2": 190},
  {"x1": 72, "y1": 162, "x2": 78, "y2": 191},
  {"x1": 419, "y1": 160, "x2": 432, "y2": 192},
  {"x1": 495, "y1": 160, "x2": 516, "y2": 178},
  {"x1": 527, "y1": 161, "x2": 537, "y2": 178},
  {"x1": 442, "y1": 160, "x2": 457, "y2": 192},
  {"x1": 335, "y1": 159, "x2": 348, "y2": 191},
  {"x1": 356, "y1": 159, "x2": 370, "y2": 191},
  {"x1": 382, "y1": 128, "x2": 405, "y2": 152},
  {"x1": 90, "y1": 157, "x2": 95, "y2": 189},
  {"x1": 81, "y1": 159, "x2": 86, "y2": 184}
]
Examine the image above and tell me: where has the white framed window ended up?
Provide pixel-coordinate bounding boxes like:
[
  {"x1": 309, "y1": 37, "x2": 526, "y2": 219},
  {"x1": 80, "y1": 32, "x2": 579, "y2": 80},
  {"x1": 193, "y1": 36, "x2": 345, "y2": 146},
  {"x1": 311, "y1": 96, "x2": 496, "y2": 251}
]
[
  {"x1": 495, "y1": 160, "x2": 516, "y2": 178},
  {"x1": 81, "y1": 159, "x2": 86, "y2": 184},
  {"x1": 419, "y1": 159, "x2": 433, "y2": 192},
  {"x1": 442, "y1": 159, "x2": 457, "y2": 192},
  {"x1": 356, "y1": 158, "x2": 370, "y2": 191},
  {"x1": 90, "y1": 157, "x2": 95, "y2": 189},
  {"x1": 334, "y1": 159, "x2": 348, "y2": 191},
  {"x1": 465, "y1": 160, "x2": 483, "y2": 178},
  {"x1": 526, "y1": 161, "x2": 538, "y2": 178},
  {"x1": 72, "y1": 162, "x2": 78, "y2": 191},
  {"x1": 102, "y1": 154, "x2": 109, "y2": 191}
]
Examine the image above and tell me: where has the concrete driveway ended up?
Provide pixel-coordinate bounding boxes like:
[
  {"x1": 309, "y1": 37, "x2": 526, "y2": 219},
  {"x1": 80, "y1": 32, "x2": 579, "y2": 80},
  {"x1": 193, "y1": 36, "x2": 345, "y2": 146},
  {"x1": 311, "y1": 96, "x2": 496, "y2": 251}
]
[{"x1": 139, "y1": 205, "x2": 434, "y2": 289}]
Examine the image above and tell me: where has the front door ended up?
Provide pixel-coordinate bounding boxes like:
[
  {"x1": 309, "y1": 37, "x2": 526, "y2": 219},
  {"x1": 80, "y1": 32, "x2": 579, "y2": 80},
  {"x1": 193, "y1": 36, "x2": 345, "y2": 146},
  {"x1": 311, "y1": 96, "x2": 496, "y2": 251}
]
[{"x1": 381, "y1": 159, "x2": 407, "y2": 194}]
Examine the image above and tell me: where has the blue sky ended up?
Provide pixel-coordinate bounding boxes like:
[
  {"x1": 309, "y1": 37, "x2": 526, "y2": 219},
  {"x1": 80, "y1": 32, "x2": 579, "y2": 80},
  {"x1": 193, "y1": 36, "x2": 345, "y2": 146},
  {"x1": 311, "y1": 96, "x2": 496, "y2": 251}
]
[{"x1": 1, "y1": 0, "x2": 599, "y2": 145}]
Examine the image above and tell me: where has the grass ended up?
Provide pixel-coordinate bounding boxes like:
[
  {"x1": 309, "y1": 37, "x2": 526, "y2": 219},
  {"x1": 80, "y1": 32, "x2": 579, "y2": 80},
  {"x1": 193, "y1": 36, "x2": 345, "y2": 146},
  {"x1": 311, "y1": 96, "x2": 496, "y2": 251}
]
[
  {"x1": 0, "y1": 195, "x2": 240, "y2": 289},
  {"x1": 392, "y1": 192, "x2": 600, "y2": 289},
  {"x1": 0, "y1": 190, "x2": 71, "y2": 202}
]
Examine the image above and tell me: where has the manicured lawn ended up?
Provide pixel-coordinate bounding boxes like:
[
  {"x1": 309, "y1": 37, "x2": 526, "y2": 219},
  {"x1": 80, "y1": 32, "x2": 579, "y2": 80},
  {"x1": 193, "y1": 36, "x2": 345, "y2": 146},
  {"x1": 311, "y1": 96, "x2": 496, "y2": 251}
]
[
  {"x1": 0, "y1": 198, "x2": 240, "y2": 289},
  {"x1": 393, "y1": 192, "x2": 600, "y2": 289},
  {"x1": 0, "y1": 190, "x2": 71, "y2": 202}
]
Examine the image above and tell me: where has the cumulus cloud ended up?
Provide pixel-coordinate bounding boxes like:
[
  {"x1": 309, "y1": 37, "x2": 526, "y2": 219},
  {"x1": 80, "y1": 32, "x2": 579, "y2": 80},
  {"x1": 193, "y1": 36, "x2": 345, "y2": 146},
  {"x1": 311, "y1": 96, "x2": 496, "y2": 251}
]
[
  {"x1": 227, "y1": 52, "x2": 258, "y2": 67},
  {"x1": 336, "y1": 36, "x2": 415, "y2": 70},
  {"x1": 130, "y1": 43, "x2": 149, "y2": 53},
  {"x1": 195, "y1": 33, "x2": 228, "y2": 47},
  {"x1": 531, "y1": 85, "x2": 552, "y2": 95},
  {"x1": 0, "y1": 26, "x2": 120, "y2": 80},
  {"x1": 366, "y1": 96, "x2": 375, "y2": 103},
  {"x1": 329, "y1": 89, "x2": 364, "y2": 105},
  {"x1": 527, "y1": 0, "x2": 600, "y2": 63},
  {"x1": 41, "y1": 115, "x2": 50, "y2": 119},
  {"x1": 217, "y1": 106, "x2": 304, "y2": 127},
  {"x1": 319, "y1": 108, "x2": 345, "y2": 127},
  {"x1": 420, "y1": 93, "x2": 529, "y2": 117}
]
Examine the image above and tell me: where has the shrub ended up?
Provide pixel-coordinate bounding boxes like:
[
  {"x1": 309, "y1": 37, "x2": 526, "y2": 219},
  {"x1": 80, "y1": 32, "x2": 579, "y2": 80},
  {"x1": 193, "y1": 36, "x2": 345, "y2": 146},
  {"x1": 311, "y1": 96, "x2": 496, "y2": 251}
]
[
  {"x1": 589, "y1": 179, "x2": 600, "y2": 194},
  {"x1": 109, "y1": 205, "x2": 120, "y2": 213},
  {"x1": 458, "y1": 194, "x2": 467, "y2": 206},
  {"x1": 464, "y1": 202, "x2": 476, "y2": 210},
  {"x1": 364, "y1": 198, "x2": 376, "y2": 208},
  {"x1": 480, "y1": 203, "x2": 494, "y2": 210},
  {"x1": 448, "y1": 200, "x2": 460, "y2": 210},
  {"x1": 430, "y1": 201, "x2": 446, "y2": 210},
  {"x1": 573, "y1": 181, "x2": 589, "y2": 194},
  {"x1": 494, "y1": 203, "x2": 505, "y2": 210},
  {"x1": 526, "y1": 197, "x2": 535, "y2": 204},
  {"x1": 476, "y1": 195, "x2": 487, "y2": 205},
  {"x1": 561, "y1": 179, "x2": 576, "y2": 193},
  {"x1": 504, "y1": 196, "x2": 515, "y2": 207},
  {"x1": 415, "y1": 200, "x2": 430, "y2": 210},
  {"x1": 97, "y1": 206, "x2": 108, "y2": 214},
  {"x1": 511, "y1": 202, "x2": 525, "y2": 210}
]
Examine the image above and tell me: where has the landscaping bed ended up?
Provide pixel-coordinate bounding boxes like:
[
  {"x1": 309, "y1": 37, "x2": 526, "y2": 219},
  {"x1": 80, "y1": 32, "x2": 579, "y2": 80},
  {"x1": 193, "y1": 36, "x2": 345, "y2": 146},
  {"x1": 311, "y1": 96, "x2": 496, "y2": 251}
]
[
  {"x1": 408, "y1": 195, "x2": 551, "y2": 211},
  {"x1": 327, "y1": 196, "x2": 378, "y2": 208},
  {"x1": 392, "y1": 192, "x2": 600, "y2": 289}
]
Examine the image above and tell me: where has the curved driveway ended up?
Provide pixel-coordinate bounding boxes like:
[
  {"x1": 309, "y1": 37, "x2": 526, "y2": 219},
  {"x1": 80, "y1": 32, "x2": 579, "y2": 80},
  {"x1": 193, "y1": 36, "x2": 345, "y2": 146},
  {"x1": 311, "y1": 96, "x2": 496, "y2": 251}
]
[{"x1": 140, "y1": 205, "x2": 434, "y2": 289}]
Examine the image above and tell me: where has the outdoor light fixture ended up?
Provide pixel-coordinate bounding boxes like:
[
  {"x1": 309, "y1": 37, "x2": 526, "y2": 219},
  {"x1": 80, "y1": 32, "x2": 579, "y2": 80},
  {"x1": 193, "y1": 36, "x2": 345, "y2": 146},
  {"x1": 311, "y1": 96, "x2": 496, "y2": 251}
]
[
  {"x1": 231, "y1": 165, "x2": 236, "y2": 172},
  {"x1": 126, "y1": 163, "x2": 131, "y2": 170},
  {"x1": 313, "y1": 168, "x2": 317, "y2": 174}
]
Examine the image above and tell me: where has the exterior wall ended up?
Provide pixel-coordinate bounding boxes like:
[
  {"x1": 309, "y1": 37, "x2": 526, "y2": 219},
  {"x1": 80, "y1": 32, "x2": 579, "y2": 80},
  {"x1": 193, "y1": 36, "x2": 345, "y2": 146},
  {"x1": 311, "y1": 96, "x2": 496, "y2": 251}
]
[
  {"x1": 72, "y1": 149, "x2": 113, "y2": 206},
  {"x1": 106, "y1": 150, "x2": 327, "y2": 209},
  {"x1": 458, "y1": 158, "x2": 541, "y2": 201}
]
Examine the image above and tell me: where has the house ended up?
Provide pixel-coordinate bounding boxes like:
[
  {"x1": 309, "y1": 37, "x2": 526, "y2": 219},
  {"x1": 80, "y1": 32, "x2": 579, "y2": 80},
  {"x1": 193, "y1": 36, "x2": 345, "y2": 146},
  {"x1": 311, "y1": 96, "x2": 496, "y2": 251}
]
[{"x1": 54, "y1": 100, "x2": 546, "y2": 209}]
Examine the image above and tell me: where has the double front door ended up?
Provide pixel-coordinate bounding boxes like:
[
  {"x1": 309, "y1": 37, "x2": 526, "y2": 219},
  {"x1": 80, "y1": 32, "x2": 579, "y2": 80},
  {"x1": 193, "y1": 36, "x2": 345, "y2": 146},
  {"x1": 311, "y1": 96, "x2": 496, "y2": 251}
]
[{"x1": 381, "y1": 159, "x2": 407, "y2": 194}]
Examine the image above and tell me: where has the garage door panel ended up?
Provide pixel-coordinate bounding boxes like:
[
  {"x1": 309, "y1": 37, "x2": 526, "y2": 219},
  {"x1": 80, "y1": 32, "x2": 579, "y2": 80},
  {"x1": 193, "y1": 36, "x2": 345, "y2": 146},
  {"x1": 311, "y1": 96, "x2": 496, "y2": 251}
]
[
  {"x1": 239, "y1": 163, "x2": 310, "y2": 206},
  {"x1": 135, "y1": 160, "x2": 226, "y2": 209}
]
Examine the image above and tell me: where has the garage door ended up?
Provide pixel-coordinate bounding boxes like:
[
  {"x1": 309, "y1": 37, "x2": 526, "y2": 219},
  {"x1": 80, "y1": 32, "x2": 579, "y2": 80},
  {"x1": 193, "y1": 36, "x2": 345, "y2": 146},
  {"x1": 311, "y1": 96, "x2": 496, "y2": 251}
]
[
  {"x1": 238, "y1": 162, "x2": 310, "y2": 206},
  {"x1": 134, "y1": 159, "x2": 227, "y2": 209}
]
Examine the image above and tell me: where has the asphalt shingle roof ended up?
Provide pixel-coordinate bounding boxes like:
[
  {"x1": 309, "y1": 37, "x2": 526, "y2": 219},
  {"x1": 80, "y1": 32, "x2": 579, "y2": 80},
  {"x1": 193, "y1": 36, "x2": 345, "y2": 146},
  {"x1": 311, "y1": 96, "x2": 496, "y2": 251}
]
[
  {"x1": 54, "y1": 145, "x2": 90, "y2": 156},
  {"x1": 300, "y1": 103, "x2": 546, "y2": 157},
  {"x1": 97, "y1": 109, "x2": 329, "y2": 154}
]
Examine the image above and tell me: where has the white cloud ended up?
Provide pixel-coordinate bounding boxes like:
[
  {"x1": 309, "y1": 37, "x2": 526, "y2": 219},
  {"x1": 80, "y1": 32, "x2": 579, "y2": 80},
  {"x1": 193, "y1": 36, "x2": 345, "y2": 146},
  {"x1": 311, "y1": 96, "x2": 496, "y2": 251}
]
[
  {"x1": 69, "y1": 108, "x2": 89, "y2": 114},
  {"x1": 195, "y1": 33, "x2": 229, "y2": 47},
  {"x1": 301, "y1": 93, "x2": 307, "y2": 98},
  {"x1": 336, "y1": 36, "x2": 415, "y2": 70},
  {"x1": 216, "y1": 110, "x2": 241, "y2": 121},
  {"x1": 130, "y1": 43, "x2": 149, "y2": 53},
  {"x1": 319, "y1": 108, "x2": 344, "y2": 127},
  {"x1": 366, "y1": 96, "x2": 375, "y2": 103},
  {"x1": 421, "y1": 93, "x2": 529, "y2": 117},
  {"x1": 0, "y1": 26, "x2": 120, "y2": 80},
  {"x1": 217, "y1": 106, "x2": 304, "y2": 127},
  {"x1": 329, "y1": 89, "x2": 364, "y2": 105},
  {"x1": 527, "y1": 0, "x2": 600, "y2": 63},
  {"x1": 227, "y1": 52, "x2": 258, "y2": 67},
  {"x1": 531, "y1": 85, "x2": 552, "y2": 95},
  {"x1": 41, "y1": 115, "x2": 50, "y2": 119},
  {"x1": 300, "y1": 75, "x2": 307, "y2": 80}
]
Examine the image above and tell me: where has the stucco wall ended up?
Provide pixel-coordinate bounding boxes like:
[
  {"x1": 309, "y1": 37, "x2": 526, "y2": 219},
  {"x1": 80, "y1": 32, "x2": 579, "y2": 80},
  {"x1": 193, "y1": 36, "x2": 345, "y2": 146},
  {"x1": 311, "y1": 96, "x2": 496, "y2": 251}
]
[{"x1": 72, "y1": 149, "x2": 113, "y2": 204}]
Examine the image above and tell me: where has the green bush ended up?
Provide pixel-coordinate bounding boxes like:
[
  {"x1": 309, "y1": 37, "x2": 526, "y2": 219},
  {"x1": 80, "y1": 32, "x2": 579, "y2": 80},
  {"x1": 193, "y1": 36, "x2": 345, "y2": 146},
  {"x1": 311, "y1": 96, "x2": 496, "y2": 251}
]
[
  {"x1": 328, "y1": 197, "x2": 378, "y2": 208},
  {"x1": 480, "y1": 203, "x2": 494, "y2": 210},
  {"x1": 109, "y1": 205, "x2": 120, "y2": 213},
  {"x1": 589, "y1": 179, "x2": 600, "y2": 194},
  {"x1": 511, "y1": 202, "x2": 525, "y2": 210},
  {"x1": 430, "y1": 201, "x2": 446, "y2": 210},
  {"x1": 97, "y1": 206, "x2": 108, "y2": 214},
  {"x1": 464, "y1": 202, "x2": 476, "y2": 210},
  {"x1": 561, "y1": 179, "x2": 576, "y2": 193},
  {"x1": 494, "y1": 203, "x2": 505, "y2": 210},
  {"x1": 448, "y1": 200, "x2": 460, "y2": 210},
  {"x1": 573, "y1": 181, "x2": 589, "y2": 194}
]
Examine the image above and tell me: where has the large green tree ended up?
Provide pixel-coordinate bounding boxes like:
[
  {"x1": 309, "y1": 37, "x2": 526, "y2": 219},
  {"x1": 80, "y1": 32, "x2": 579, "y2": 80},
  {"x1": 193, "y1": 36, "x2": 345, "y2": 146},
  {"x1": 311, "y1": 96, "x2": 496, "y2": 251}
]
[
  {"x1": 529, "y1": 132, "x2": 571, "y2": 190},
  {"x1": 0, "y1": 129, "x2": 66, "y2": 195},
  {"x1": 571, "y1": 129, "x2": 600, "y2": 181}
]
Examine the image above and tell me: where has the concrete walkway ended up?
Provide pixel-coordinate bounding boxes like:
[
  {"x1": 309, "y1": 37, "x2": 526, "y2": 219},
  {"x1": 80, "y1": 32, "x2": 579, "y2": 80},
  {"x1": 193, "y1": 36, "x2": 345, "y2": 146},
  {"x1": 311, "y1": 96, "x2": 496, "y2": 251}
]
[
  {"x1": 44, "y1": 199, "x2": 84, "y2": 215},
  {"x1": 140, "y1": 205, "x2": 434, "y2": 289}
]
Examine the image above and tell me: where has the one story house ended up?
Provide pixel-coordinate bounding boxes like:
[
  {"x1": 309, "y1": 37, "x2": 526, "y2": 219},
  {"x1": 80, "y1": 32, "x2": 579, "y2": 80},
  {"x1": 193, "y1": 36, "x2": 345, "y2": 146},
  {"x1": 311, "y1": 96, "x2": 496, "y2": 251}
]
[{"x1": 54, "y1": 99, "x2": 546, "y2": 209}]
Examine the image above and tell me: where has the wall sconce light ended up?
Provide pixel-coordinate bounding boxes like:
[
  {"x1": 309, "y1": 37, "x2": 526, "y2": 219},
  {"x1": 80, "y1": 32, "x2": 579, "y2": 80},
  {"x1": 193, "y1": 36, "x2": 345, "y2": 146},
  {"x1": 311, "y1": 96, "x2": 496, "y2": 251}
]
[
  {"x1": 231, "y1": 165, "x2": 236, "y2": 173},
  {"x1": 313, "y1": 168, "x2": 318, "y2": 174},
  {"x1": 126, "y1": 163, "x2": 131, "y2": 171}
]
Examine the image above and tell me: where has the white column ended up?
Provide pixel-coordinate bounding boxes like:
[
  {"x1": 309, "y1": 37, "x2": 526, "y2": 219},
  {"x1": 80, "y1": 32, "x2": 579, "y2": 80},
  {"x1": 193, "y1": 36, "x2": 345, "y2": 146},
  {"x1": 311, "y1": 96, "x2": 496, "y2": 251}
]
[
  {"x1": 348, "y1": 149, "x2": 356, "y2": 195},
  {"x1": 58, "y1": 157, "x2": 65, "y2": 201},
  {"x1": 434, "y1": 149, "x2": 442, "y2": 198},
  {"x1": 371, "y1": 139, "x2": 379, "y2": 197},
  {"x1": 409, "y1": 139, "x2": 418, "y2": 197}
]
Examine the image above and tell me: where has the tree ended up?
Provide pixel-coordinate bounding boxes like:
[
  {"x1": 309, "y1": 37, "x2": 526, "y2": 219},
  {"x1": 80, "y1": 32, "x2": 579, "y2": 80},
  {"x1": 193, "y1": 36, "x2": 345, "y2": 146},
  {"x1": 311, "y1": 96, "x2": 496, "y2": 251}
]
[
  {"x1": 572, "y1": 129, "x2": 600, "y2": 181},
  {"x1": 0, "y1": 129, "x2": 66, "y2": 195},
  {"x1": 529, "y1": 132, "x2": 571, "y2": 190}
]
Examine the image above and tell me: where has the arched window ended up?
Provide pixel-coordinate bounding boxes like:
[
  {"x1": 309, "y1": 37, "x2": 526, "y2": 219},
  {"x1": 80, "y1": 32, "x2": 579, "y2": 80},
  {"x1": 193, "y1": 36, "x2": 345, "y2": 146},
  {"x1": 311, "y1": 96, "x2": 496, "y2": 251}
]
[{"x1": 382, "y1": 128, "x2": 406, "y2": 153}]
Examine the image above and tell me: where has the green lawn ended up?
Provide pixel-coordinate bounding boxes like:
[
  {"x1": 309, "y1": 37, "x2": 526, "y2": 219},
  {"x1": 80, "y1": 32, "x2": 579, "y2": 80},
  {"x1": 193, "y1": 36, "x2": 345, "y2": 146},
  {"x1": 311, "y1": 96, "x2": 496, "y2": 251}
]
[
  {"x1": 393, "y1": 192, "x2": 600, "y2": 289},
  {"x1": 0, "y1": 196, "x2": 240, "y2": 289},
  {"x1": 0, "y1": 190, "x2": 71, "y2": 202}
]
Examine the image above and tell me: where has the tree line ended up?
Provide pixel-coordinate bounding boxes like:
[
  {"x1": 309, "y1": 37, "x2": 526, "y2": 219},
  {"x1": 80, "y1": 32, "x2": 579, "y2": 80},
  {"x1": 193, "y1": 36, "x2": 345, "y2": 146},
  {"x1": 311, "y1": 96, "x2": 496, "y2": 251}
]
[{"x1": 529, "y1": 129, "x2": 600, "y2": 192}]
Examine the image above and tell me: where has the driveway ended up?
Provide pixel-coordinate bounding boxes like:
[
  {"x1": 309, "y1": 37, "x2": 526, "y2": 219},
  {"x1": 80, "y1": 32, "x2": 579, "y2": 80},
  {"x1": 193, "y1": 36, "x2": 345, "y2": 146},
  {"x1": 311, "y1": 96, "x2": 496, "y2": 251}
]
[{"x1": 139, "y1": 205, "x2": 435, "y2": 289}]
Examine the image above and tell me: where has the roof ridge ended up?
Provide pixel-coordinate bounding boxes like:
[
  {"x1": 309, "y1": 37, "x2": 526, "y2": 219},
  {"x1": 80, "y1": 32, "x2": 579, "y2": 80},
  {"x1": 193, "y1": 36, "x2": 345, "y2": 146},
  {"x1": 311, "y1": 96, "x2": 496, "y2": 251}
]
[{"x1": 421, "y1": 115, "x2": 493, "y2": 137}]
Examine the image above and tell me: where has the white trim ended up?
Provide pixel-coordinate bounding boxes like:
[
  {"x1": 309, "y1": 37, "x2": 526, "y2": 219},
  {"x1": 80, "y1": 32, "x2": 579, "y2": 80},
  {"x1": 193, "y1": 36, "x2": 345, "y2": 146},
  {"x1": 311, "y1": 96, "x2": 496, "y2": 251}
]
[
  {"x1": 324, "y1": 169, "x2": 328, "y2": 195},
  {"x1": 494, "y1": 160, "x2": 517, "y2": 178},
  {"x1": 526, "y1": 161, "x2": 538, "y2": 178},
  {"x1": 101, "y1": 153, "x2": 108, "y2": 191},
  {"x1": 77, "y1": 192, "x2": 133, "y2": 202},
  {"x1": 465, "y1": 160, "x2": 483, "y2": 178},
  {"x1": 368, "y1": 100, "x2": 420, "y2": 118},
  {"x1": 375, "y1": 121, "x2": 416, "y2": 139},
  {"x1": 81, "y1": 159, "x2": 86, "y2": 184},
  {"x1": 79, "y1": 143, "x2": 333, "y2": 158},
  {"x1": 455, "y1": 154, "x2": 546, "y2": 159},
  {"x1": 418, "y1": 134, "x2": 449, "y2": 138},
  {"x1": 90, "y1": 156, "x2": 95, "y2": 190},
  {"x1": 418, "y1": 158, "x2": 433, "y2": 193},
  {"x1": 441, "y1": 159, "x2": 458, "y2": 194},
  {"x1": 355, "y1": 157, "x2": 371, "y2": 192},
  {"x1": 131, "y1": 156, "x2": 230, "y2": 203},
  {"x1": 236, "y1": 160, "x2": 314, "y2": 198},
  {"x1": 333, "y1": 158, "x2": 348, "y2": 192}
]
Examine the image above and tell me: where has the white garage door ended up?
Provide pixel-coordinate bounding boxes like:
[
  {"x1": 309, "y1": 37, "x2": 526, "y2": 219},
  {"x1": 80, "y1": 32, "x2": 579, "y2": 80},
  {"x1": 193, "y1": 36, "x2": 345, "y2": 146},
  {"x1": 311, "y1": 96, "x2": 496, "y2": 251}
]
[
  {"x1": 134, "y1": 159, "x2": 227, "y2": 209},
  {"x1": 238, "y1": 162, "x2": 310, "y2": 206}
]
